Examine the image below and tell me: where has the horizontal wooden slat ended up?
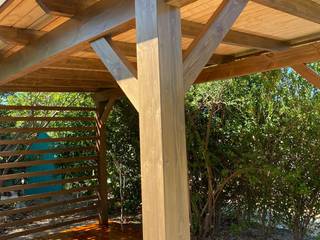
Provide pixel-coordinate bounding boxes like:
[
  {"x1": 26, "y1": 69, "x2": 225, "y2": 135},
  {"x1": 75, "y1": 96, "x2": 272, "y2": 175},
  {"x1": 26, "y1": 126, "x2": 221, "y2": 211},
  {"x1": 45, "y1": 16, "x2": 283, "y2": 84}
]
[
  {"x1": 0, "y1": 105, "x2": 96, "y2": 111},
  {"x1": 0, "y1": 146, "x2": 96, "y2": 157},
  {"x1": 0, "y1": 185, "x2": 98, "y2": 205},
  {"x1": 0, "y1": 166, "x2": 97, "y2": 181},
  {"x1": 0, "y1": 136, "x2": 98, "y2": 146},
  {"x1": 0, "y1": 205, "x2": 98, "y2": 228},
  {"x1": 0, "y1": 156, "x2": 98, "y2": 169},
  {"x1": 0, "y1": 126, "x2": 95, "y2": 133},
  {"x1": 0, "y1": 195, "x2": 98, "y2": 217},
  {"x1": 0, "y1": 176, "x2": 96, "y2": 193},
  {"x1": 0, "y1": 116, "x2": 95, "y2": 122},
  {"x1": 0, "y1": 215, "x2": 98, "y2": 240}
]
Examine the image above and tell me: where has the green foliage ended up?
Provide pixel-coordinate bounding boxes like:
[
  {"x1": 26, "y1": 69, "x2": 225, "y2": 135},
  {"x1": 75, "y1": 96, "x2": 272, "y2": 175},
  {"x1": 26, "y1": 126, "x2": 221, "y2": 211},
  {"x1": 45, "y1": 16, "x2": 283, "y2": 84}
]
[{"x1": 1, "y1": 63, "x2": 320, "y2": 239}]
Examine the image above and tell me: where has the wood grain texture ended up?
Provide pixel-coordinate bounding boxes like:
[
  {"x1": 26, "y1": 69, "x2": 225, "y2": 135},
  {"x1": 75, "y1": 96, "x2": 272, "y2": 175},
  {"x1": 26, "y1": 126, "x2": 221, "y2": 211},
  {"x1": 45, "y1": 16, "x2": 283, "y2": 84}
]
[
  {"x1": 91, "y1": 38, "x2": 139, "y2": 111},
  {"x1": 136, "y1": 0, "x2": 190, "y2": 239},
  {"x1": 181, "y1": 19, "x2": 290, "y2": 51},
  {"x1": 95, "y1": 100, "x2": 112, "y2": 226},
  {"x1": 0, "y1": 0, "x2": 135, "y2": 85},
  {"x1": 253, "y1": 0, "x2": 320, "y2": 24},
  {"x1": 183, "y1": 0, "x2": 249, "y2": 90}
]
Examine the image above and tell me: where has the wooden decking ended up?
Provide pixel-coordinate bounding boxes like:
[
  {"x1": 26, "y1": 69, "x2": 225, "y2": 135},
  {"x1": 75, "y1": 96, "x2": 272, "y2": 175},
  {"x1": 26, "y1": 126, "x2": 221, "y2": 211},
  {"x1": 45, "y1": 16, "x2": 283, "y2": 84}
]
[{"x1": 40, "y1": 222, "x2": 142, "y2": 240}]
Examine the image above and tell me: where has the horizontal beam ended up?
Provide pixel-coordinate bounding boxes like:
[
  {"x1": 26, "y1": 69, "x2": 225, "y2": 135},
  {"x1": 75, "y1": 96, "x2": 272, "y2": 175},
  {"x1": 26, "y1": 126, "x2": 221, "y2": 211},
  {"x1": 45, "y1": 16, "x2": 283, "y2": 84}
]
[
  {"x1": 196, "y1": 42, "x2": 320, "y2": 83},
  {"x1": 0, "y1": 26, "x2": 44, "y2": 45},
  {"x1": 0, "y1": 156, "x2": 97, "y2": 169},
  {"x1": 0, "y1": 146, "x2": 95, "y2": 157},
  {"x1": 0, "y1": 166, "x2": 97, "y2": 181},
  {"x1": 252, "y1": 0, "x2": 320, "y2": 24},
  {"x1": 0, "y1": 185, "x2": 97, "y2": 204},
  {"x1": 0, "y1": 0, "x2": 135, "y2": 85},
  {"x1": 0, "y1": 176, "x2": 95, "y2": 193},
  {"x1": 0, "y1": 126, "x2": 95, "y2": 133},
  {"x1": 292, "y1": 63, "x2": 320, "y2": 88}
]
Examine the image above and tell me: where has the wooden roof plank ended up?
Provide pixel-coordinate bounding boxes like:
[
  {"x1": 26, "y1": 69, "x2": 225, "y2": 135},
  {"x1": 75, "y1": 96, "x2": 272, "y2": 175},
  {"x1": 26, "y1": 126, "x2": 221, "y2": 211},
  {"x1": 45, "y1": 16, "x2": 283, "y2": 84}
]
[
  {"x1": 0, "y1": 0, "x2": 135, "y2": 86},
  {"x1": 252, "y1": 0, "x2": 320, "y2": 24},
  {"x1": 181, "y1": 19, "x2": 290, "y2": 51}
]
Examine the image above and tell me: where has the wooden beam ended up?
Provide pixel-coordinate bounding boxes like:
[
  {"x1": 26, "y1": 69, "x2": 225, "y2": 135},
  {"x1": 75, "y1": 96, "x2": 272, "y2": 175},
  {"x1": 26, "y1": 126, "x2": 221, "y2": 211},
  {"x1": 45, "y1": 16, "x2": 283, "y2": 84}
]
[
  {"x1": 91, "y1": 38, "x2": 139, "y2": 111},
  {"x1": 196, "y1": 42, "x2": 320, "y2": 83},
  {"x1": 0, "y1": 26, "x2": 44, "y2": 45},
  {"x1": 136, "y1": 0, "x2": 190, "y2": 239},
  {"x1": 223, "y1": 30, "x2": 289, "y2": 51},
  {"x1": 292, "y1": 64, "x2": 320, "y2": 88},
  {"x1": 165, "y1": 0, "x2": 198, "y2": 7},
  {"x1": 0, "y1": 0, "x2": 135, "y2": 86},
  {"x1": 36, "y1": 0, "x2": 99, "y2": 17},
  {"x1": 93, "y1": 89, "x2": 123, "y2": 103},
  {"x1": 181, "y1": 19, "x2": 289, "y2": 51},
  {"x1": 95, "y1": 100, "x2": 111, "y2": 226},
  {"x1": 252, "y1": 0, "x2": 320, "y2": 24},
  {"x1": 183, "y1": 0, "x2": 249, "y2": 90},
  {"x1": 100, "y1": 97, "x2": 117, "y2": 123}
]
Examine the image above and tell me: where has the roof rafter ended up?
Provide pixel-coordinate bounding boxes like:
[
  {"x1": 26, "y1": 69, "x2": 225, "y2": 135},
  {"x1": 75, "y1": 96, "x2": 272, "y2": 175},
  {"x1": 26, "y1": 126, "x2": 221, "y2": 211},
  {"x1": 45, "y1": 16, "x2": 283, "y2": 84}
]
[
  {"x1": 252, "y1": 0, "x2": 320, "y2": 24},
  {"x1": 0, "y1": 0, "x2": 135, "y2": 86},
  {"x1": 184, "y1": 0, "x2": 249, "y2": 90},
  {"x1": 181, "y1": 19, "x2": 290, "y2": 51}
]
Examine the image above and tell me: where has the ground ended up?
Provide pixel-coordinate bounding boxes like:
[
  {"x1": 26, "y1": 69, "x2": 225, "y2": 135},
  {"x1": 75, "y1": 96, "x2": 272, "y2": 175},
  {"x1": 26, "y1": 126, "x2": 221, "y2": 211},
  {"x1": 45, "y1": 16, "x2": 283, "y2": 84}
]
[{"x1": 35, "y1": 222, "x2": 142, "y2": 240}]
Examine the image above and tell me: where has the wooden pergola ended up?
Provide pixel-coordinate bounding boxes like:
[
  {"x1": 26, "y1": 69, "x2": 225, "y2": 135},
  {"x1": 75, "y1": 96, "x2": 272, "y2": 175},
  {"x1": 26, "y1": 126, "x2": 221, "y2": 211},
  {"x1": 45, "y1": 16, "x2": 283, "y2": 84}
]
[{"x1": 0, "y1": 0, "x2": 320, "y2": 239}]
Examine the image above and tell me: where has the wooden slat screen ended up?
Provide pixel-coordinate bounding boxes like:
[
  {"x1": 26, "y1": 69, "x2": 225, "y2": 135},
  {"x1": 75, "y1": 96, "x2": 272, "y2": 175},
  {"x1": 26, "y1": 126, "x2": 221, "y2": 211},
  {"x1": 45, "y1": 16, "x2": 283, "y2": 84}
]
[{"x1": 0, "y1": 104, "x2": 102, "y2": 239}]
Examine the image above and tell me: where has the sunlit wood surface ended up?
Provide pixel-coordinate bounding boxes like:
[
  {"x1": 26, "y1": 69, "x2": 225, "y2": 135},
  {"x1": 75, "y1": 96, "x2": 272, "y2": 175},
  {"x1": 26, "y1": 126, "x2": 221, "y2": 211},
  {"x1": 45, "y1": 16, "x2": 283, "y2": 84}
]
[{"x1": 41, "y1": 222, "x2": 142, "y2": 240}]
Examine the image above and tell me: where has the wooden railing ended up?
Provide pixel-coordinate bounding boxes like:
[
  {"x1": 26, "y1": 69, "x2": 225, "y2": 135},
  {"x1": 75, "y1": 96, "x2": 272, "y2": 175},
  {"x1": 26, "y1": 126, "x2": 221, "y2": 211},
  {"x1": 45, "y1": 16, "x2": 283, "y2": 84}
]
[{"x1": 0, "y1": 104, "x2": 104, "y2": 239}]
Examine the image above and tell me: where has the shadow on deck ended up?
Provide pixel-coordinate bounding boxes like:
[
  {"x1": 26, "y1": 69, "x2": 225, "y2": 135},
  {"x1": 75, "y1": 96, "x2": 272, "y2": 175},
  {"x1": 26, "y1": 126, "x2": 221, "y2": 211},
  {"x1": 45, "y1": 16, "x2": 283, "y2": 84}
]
[{"x1": 41, "y1": 222, "x2": 142, "y2": 240}]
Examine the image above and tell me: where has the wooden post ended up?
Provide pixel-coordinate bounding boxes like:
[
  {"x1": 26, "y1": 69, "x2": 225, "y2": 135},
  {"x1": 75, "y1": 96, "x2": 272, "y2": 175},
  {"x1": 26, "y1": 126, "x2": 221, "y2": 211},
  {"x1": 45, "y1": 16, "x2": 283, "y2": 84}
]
[
  {"x1": 135, "y1": 0, "x2": 190, "y2": 239},
  {"x1": 95, "y1": 101, "x2": 110, "y2": 226}
]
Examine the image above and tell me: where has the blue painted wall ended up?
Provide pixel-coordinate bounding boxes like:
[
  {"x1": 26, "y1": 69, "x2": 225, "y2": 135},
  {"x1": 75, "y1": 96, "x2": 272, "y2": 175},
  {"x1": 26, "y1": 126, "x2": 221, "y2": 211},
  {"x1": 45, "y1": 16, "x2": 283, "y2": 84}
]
[{"x1": 25, "y1": 133, "x2": 62, "y2": 195}]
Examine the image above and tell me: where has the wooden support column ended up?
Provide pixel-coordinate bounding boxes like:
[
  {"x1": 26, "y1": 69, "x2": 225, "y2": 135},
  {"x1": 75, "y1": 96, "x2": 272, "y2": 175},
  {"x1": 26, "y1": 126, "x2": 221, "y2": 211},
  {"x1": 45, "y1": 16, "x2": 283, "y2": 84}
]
[
  {"x1": 135, "y1": 0, "x2": 190, "y2": 239},
  {"x1": 95, "y1": 97, "x2": 116, "y2": 226}
]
